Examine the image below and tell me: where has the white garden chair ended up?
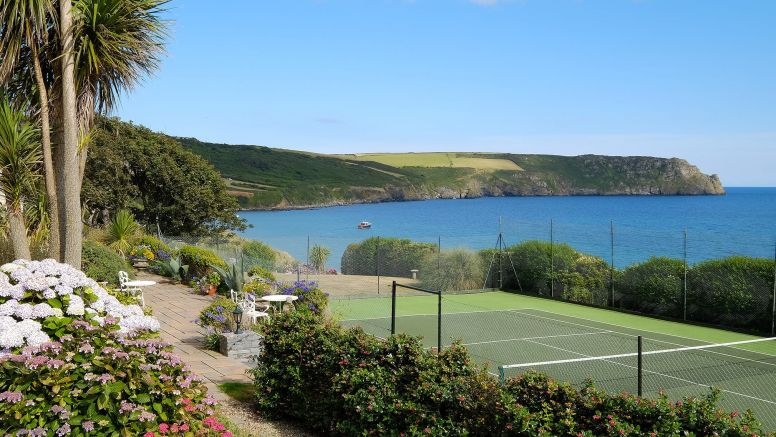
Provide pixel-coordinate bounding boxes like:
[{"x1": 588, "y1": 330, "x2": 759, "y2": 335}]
[
  {"x1": 239, "y1": 294, "x2": 270, "y2": 325},
  {"x1": 230, "y1": 289, "x2": 243, "y2": 303},
  {"x1": 117, "y1": 271, "x2": 145, "y2": 307}
]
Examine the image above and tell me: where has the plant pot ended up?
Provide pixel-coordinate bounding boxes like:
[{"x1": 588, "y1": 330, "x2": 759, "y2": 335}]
[{"x1": 208, "y1": 284, "x2": 217, "y2": 296}]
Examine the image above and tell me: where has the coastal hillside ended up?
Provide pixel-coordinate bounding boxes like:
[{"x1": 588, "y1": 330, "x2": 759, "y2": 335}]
[{"x1": 177, "y1": 138, "x2": 724, "y2": 209}]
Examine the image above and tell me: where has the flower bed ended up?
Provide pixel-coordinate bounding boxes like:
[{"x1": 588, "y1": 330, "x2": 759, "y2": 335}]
[{"x1": 0, "y1": 259, "x2": 233, "y2": 435}]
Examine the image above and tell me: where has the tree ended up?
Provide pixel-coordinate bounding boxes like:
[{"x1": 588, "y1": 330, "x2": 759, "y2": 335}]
[
  {"x1": 309, "y1": 245, "x2": 331, "y2": 273},
  {"x1": 105, "y1": 209, "x2": 139, "y2": 257},
  {"x1": 82, "y1": 117, "x2": 246, "y2": 236},
  {"x1": 0, "y1": 98, "x2": 41, "y2": 260},
  {"x1": 0, "y1": 0, "x2": 61, "y2": 259}
]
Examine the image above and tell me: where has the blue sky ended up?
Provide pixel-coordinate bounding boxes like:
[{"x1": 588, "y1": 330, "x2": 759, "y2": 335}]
[{"x1": 117, "y1": 0, "x2": 776, "y2": 186}]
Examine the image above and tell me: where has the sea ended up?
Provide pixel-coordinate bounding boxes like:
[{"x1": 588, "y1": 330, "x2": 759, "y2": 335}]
[{"x1": 238, "y1": 187, "x2": 776, "y2": 270}]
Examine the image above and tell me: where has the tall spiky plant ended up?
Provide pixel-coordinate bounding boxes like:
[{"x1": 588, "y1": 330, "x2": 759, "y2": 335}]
[
  {"x1": 106, "y1": 209, "x2": 139, "y2": 257},
  {"x1": 0, "y1": 98, "x2": 41, "y2": 260}
]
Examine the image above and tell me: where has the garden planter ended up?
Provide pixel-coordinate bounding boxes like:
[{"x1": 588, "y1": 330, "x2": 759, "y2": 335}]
[{"x1": 208, "y1": 284, "x2": 218, "y2": 296}]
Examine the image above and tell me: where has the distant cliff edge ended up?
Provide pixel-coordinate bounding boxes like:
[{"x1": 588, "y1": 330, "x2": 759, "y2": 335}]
[{"x1": 174, "y1": 138, "x2": 724, "y2": 210}]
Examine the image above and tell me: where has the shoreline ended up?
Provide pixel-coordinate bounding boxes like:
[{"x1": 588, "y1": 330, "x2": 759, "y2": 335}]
[{"x1": 238, "y1": 191, "x2": 728, "y2": 212}]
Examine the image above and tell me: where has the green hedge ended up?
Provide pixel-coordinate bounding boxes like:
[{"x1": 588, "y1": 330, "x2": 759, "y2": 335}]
[
  {"x1": 133, "y1": 234, "x2": 172, "y2": 254},
  {"x1": 251, "y1": 312, "x2": 766, "y2": 435},
  {"x1": 177, "y1": 245, "x2": 228, "y2": 279},
  {"x1": 341, "y1": 237, "x2": 436, "y2": 278},
  {"x1": 241, "y1": 240, "x2": 277, "y2": 270},
  {"x1": 81, "y1": 239, "x2": 132, "y2": 285},
  {"x1": 618, "y1": 257, "x2": 685, "y2": 318}
]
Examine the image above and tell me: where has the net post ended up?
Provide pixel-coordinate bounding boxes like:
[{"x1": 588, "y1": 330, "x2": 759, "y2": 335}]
[
  {"x1": 683, "y1": 229, "x2": 688, "y2": 321},
  {"x1": 637, "y1": 335, "x2": 643, "y2": 398},
  {"x1": 498, "y1": 366, "x2": 505, "y2": 385},
  {"x1": 391, "y1": 280, "x2": 396, "y2": 336},
  {"x1": 437, "y1": 289, "x2": 442, "y2": 353},
  {"x1": 771, "y1": 241, "x2": 776, "y2": 336},
  {"x1": 610, "y1": 221, "x2": 615, "y2": 307}
]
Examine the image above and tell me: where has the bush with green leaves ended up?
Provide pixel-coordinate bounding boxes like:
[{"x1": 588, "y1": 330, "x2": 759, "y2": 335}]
[
  {"x1": 251, "y1": 311, "x2": 767, "y2": 436},
  {"x1": 420, "y1": 248, "x2": 484, "y2": 292},
  {"x1": 247, "y1": 265, "x2": 276, "y2": 282},
  {"x1": 500, "y1": 240, "x2": 578, "y2": 294},
  {"x1": 277, "y1": 281, "x2": 328, "y2": 315},
  {"x1": 618, "y1": 257, "x2": 685, "y2": 317},
  {"x1": 178, "y1": 245, "x2": 228, "y2": 279},
  {"x1": 197, "y1": 296, "x2": 237, "y2": 334},
  {"x1": 152, "y1": 255, "x2": 189, "y2": 283},
  {"x1": 105, "y1": 209, "x2": 141, "y2": 257},
  {"x1": 133, "y1": 234, "x2": 172, "y2": 255},
  {"x1": 241, "y1": 240, "x2": 277, "y2": 270},
  {"x1": 341, "y1": 237, "x2": 437, "y2": 278},
  {"x1": 81, "y1": 239, "x2": 132, "y2": 286},
  {"x1": 688, "y1": 256, "x2": 775, "y2": 331}
]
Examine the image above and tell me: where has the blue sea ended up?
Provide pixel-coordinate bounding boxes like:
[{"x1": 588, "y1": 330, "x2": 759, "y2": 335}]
[{"x1": 239, "y1": 187, "x2": 776, "y2": 270}]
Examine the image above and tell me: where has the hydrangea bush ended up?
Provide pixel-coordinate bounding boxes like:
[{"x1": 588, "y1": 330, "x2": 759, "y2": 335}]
[{"x1": 0, "y1": 259, "x2": 160, "y2": 350}]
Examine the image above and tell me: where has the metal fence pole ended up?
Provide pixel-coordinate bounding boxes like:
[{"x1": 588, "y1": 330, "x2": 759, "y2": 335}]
[
  {"x1": 683, "y1": 229, "x2": 688, "y2": 321},
  {"x1": 391, "y1": 281, "x2": 397, "y2": 335},
  {"x1": 437, "y1": 289, "x2": 442, "y2": 353},
  {"x1": 550, "y1": 219, "x2": 554, "y2": 298},
  {"x1": 610, "y1": 221, "x2": 615, "y2": 307},
  {"x1": 772, "y1": 242, "x2": 776, "y2": 336},
  {"x1": 376, "y1": 236, "x2": 381, "y2": 295},
  {"x1": 637, "y1": 335, "x2": 643, "y2": 397},
  {"x1": 306, "y1": 235, "x2": 310, "y2": 282}
]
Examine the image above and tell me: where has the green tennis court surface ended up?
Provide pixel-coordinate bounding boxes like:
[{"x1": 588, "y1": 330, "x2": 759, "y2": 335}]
[{"x1": 331, "y1": 291, "x2": 776, "y2": 431}]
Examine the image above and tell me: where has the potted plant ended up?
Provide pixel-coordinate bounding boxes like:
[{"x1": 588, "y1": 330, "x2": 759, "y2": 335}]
[{"x1": 205, "y1": 271, "x2": 221, "y2": 296}]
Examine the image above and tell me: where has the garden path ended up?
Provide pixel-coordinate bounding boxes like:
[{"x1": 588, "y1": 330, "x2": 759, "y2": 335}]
[{"x1": 137, "y1": 271, "x2": 251, "y2": 398}]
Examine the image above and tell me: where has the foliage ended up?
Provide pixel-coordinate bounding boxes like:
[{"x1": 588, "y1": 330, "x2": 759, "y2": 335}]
[
  {"x1": 309, "y1": 244, "x2": 330, "y2": 273},
  {"x1": 0, "y1": 319, "x2": 231, "y2": 436},
  {"x1": 83, "y1": 117, "x2": 246, "y2": 235},
  {"x1": 341, "y1": 237, "x2": 437, "y2": 278},
  {"x1": 252, "y1": 311, "x2": 765, "y2": 436},
  {"x1": 688, "y1": 256, "x2": 775, "y2": 331},
  {"x1": 81, "y1": 239, "x2": 132, "y2": 286},
  {"x1": 197, "y1": 296, "x2": 237, "y2": 334},
  {"x1": 420, "y1": 248, "x2": 484, "y2": 292},
  {"x1": 133, "y1": 235, "x2": 172, "y2": 255},
  {"x1": 618, "y1": 257, "x2": 685, "y2": 317},
  {"x1": 278, "y1": 281, "x2": 328, "y2": 315},
  {"x1": 502, "y1": 240, "x2": 577, "y2": 293},
  {"x1": 247, "y1": 265, "x2": 275, "y2": 282},
  {"x1": 241, "y1": 240, "x2": 276, "y2": 270},
  {"x1": 210, "y1": 262, "x2": 244, "y2": 294},
  {"x1": 206, "y1": 271, "x2": 222, "y2": 286},
  {"x1": 204, "y1": 331, "x2": 222, "y2": 352},
  {"x1": 152, "y1": 255, "x2": 189, "y2": 283},
  {"x1": 178, "y1": 245, "x2": 227, "y2": 279},
  {"x1": 105, "y1": 209, "x2": 140, "y2": 257}
]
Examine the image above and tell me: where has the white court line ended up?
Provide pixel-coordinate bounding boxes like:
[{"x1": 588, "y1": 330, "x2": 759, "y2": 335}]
[
  {"x1": 515, "y1": 309, "x2": 776, "y2": 366},
  {"x1": 462, "y1": 331, "x2": 610, "y2": 347},
  {"x1": 515, "y1": 337, "x2": 776, "y2": 407}
]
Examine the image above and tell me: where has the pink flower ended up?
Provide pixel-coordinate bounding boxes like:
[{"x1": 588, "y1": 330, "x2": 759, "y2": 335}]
[
  {"x1": 158, "y1": 423, "x2": 169, "y2": 433},
  {"x1": 144, "y1": 433, "x2": 155, "y2": 437},
  {"x1": 221, "y1": 433, "x2": 233, "y2": 437},
  {"x1": 179, "y1": 424, "x2": 189, "y2": 431}
]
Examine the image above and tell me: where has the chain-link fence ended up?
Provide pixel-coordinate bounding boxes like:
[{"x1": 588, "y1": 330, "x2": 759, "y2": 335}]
[{"x1": 161, "y1": 217, "x2": 776, "y2": 336}]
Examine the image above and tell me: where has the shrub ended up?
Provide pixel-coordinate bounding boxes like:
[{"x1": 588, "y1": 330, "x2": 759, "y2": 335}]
[
  {"x1": 503, "y1": 240, "x2": 578, "y2": 294},
  {"x1": 133, "y1": 234, "x2": 173, "y2": 255},
  {"x1": 252, "y1": 312, "x2": 765, "y2": 436},
  {"x1": 341, "y1": 237, "x2": 437, "y2": 278},
  {"x1": 178, "y1": 245, "x2": 228, "y2": 278},
  {"x1": 309, "y1": 244, "x2": 331, "y2": 273},
  {"x1": 197, "y1": 296, "x2": 237, "y2": 334},
  {"x1": 420, "y1": 248, "x2": 484, "y2": 292},
  {"x1": 618, "y1": 257, "x2": 685, "y2": 317},
  {"x1": 241, "y1": 240, "x2": 277, "y2": 270},
  {"x1": 247, "y1": 265, "x2": 276, "y2": 282},
  {"x1": 559, "y1": 254, "x2": 611, "y2": 306},
  {"x1": 105, "y1": 209, "x2": 140, "y2": 256},
  {"x1": 0, "y1": 320, "x2": 229, "y2": 435},
  {"x1": 278, "y1": 281, "x2": 328, "y2": 315},
  {"x1": 688, "y1": 256, "x2": 775, "y2": 331},
  {"x1": 81, "y1": 239, "x2": 133, "y2": 286}
]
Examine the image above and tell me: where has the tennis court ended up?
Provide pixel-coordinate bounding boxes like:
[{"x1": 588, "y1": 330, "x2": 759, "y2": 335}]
[{"x1": 332, "y1": 291, "x2": 776, "y2": 430}]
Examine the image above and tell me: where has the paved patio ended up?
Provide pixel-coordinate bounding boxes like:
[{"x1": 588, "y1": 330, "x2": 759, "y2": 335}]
[{"x1": 135, "y1": 271, "x2": 251, "y2": 399}]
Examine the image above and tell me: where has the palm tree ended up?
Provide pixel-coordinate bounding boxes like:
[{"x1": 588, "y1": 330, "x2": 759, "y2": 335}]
[
  {"x1": 105, "y1": 209, "x2": 139, "y2": 257},
  {"x1": 310, "y1": 245, "x2": 331, "y2": 273},
  {"x1": 0, "y1": 0, "x2": 61, "y2": 260},
  {"x1": 0, "y1": 98, "x2": 41, "y2": 260}
]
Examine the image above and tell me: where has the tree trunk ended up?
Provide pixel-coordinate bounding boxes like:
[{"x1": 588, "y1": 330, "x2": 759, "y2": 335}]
[
  {"x1": 31, "y1": 44, "x2": 60, "y2": 261},
  {"x1": 59, "y1": 0, "x2": 82, "y2": 269},
  {"x1": 6, "y1": 205, "x2": 31, "y2": 260}
]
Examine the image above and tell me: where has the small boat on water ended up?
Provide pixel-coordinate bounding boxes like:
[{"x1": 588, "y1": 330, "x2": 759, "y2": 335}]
[{"x1": 357, "y1": 221, "x2": 372, "y2": 229}]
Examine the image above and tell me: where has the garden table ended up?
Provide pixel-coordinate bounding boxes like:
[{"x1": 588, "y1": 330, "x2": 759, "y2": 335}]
[
  {"x1": 124, "y1": 280, "x2": 157, "y2": 288},
  {"x1": 261, "y1": 294, "x2": 298, "y2": 312}
]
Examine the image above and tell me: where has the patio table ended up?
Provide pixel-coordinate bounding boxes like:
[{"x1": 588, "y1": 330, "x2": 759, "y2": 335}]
[
  {"x1": 124, "y1": 280, "x2": 157, "y2": 288},
  {"x1": 261, "y1": 294, "x2": 299, "y2": 311}
]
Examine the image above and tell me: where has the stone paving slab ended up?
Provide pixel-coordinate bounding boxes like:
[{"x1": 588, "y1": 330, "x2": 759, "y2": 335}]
[{"x1": 135, "y1": 271, "x2": 252, "y2": 400}]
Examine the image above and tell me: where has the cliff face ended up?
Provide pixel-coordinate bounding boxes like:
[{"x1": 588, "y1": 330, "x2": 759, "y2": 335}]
[{"x1": 176, "y1": 136, "x2": 725, "y2": 210}]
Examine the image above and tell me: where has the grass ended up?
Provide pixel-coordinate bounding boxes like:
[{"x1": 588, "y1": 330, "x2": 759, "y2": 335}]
[
  {"x1": 220, "y1": 382, "x2": 256, "y2": 404},
  {"x1": 337, "y1": 152, "x2": 524, "y2": 170}
]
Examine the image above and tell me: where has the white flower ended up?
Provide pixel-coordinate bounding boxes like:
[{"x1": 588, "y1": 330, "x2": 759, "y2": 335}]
[
  {"x1": 0, "y1": 328, "x2": 24, "y2": 348},
  {"x1": 13, "y1": 303, "x2": 34, "y2": 320},
  {"x1": 25, "y1": 330, "x2": 50, "y2": 347},
  {"x1": 0, "y1": 263, "x2": 20, "y2": 273},
  {"x1": 0, "y1": 300, "x2": 18, "y2": 317},
  {"x1": 66, "y1": 295, "x2": 85, "y2": 316}
]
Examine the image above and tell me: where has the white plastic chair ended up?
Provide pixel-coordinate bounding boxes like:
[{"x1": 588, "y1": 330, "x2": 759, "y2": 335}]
[
  {"x1": 230, "y1": 289, "x2": 241, "y2": 303},
  {"x1": 117, "y1": 271, "x2": 145, "y2": 307},
  {"x1": 239, "y1": 294, "x2": 270, "y2": 324}
]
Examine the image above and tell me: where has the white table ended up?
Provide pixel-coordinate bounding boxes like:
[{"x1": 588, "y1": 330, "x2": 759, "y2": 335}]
[
  {"x1": 124, "y1": 280, "x2": 157, "y2": 288},
  {"x1": 261, "y1": 294, "x2": 298, "y2": 311}
]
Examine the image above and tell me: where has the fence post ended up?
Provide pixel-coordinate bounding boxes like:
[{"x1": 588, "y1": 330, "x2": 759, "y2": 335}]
[
  {"x1": 437, "y1": 289, "x2": 442, "y2": 353},
  {"x1": 306, "y1": 235, "x2": 310, "y2": 282},
  {"x1": 550, "y1": 219, "x2": 554, "y2": 298},
  {"x1": 771, "y1": 242, "x2": 776, "y2": 336},
  {"x1": 637, "y1": 335, "x2": 643, "y2": 397},
  {"x1": 610, "y1": 221, "x2": 615, "y2": 307},
  {"x1": 391, "y1": 281, "x2": 397, "y2": 335},
  {"x1": 683, "y1": 229, "x2": 688, "y2": 321},
  {"x1": 376, "y1": 236, "x2": 381, "y2": 295}
]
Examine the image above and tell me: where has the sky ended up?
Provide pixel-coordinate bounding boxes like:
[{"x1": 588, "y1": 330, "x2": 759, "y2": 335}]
[{"x1": 116, "y1": 0, "x2": 776, "y2": 186}]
